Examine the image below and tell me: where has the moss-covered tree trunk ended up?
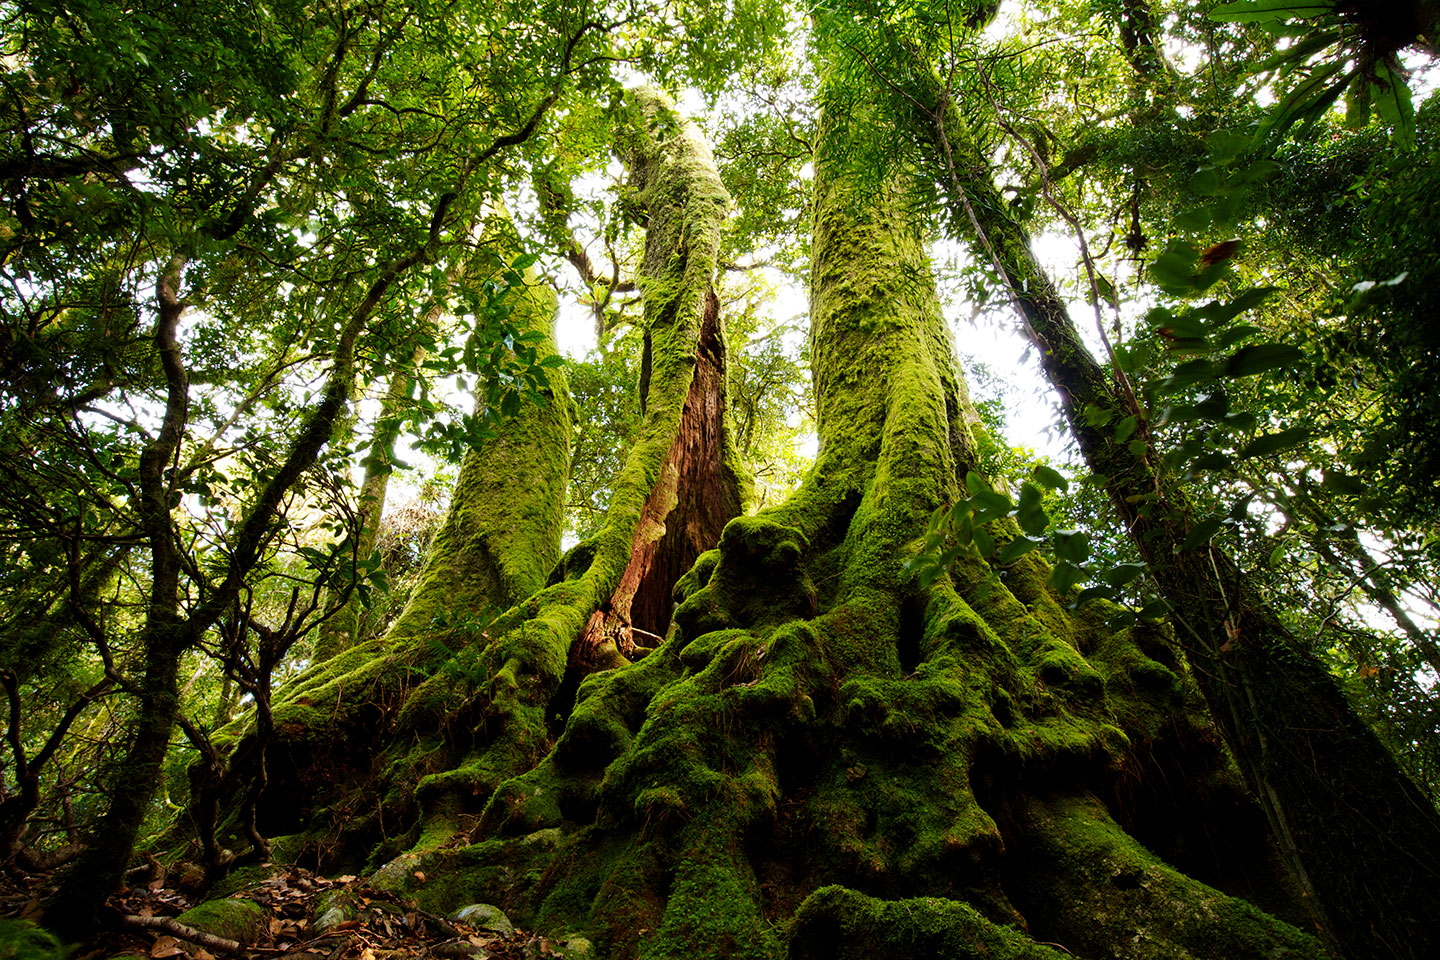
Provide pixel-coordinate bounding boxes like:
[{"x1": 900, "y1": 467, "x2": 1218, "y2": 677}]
[
  {"x1": 920, "y1": 86, "x2": 1440, "y2": 960},
  {"x1": 232, "y1": 88, "x2": 746, "y2": 860},
  {"x1": 298, "y1": 79, "x2": 1329, "y2": 960}
]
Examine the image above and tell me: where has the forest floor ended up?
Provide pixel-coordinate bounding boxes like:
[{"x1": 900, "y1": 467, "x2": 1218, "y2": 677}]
[{"x1": 1, "y1": 865, "x2": 577, "y2": 960}]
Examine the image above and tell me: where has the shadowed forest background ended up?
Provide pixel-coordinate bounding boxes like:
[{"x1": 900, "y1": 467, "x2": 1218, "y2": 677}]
[{"x1": 3, "y1": 0, "x2": 1440, "y2": 958}]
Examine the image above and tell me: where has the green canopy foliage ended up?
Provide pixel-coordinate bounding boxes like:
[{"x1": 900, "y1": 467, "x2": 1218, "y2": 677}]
[{"x1": 2, "y1": 0, "x2": 1439, "y2": 951}]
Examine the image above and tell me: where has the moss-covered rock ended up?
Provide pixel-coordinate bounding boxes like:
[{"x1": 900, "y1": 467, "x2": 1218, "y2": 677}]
[
  {"x1": 449, "y1": 904, "x2": 514, "y2": 935},
  {"x1": 173, "y1": 897, "x2": 269, "y2": 944}
]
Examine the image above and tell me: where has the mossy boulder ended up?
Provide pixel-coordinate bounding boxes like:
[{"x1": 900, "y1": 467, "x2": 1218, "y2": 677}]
[
  {"x1": 450, "y1": 903, "x2": 515, "y2": 935},
  {"x1": 173, "y1": 897, "x2": 269, "y2": 944}
]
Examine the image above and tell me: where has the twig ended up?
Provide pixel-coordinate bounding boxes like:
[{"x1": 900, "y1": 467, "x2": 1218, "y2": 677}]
[{"x1": 120, "y1": 914, "x2": 243, "y2": 954}]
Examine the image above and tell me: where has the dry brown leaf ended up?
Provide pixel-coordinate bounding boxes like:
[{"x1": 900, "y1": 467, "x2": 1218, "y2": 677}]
[
  {"x1": 413, "y1": 871, "x2": 426, "y2": 883},
  {"x1": 1200, "y1": 238, "x2": 1242, "y2": 267},
  {"x1": 149, "y1": 935, "x2": 184, "y2": 958}
]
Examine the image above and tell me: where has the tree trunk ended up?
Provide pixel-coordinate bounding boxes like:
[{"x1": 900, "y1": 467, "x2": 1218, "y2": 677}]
[
  {"x1": 227, "y1": 88, "x2": 747, "y2": 861},
  {"x1": 922, "y1": 81, "x2": 1440, "y2": 960},
  {"x1": 312, "y1": 350, "x2": 420, "y2": 663},
  {"x1": 284, "y1": 81, "x2": 1326, "y2": 960},
  {"x1": 43, "y1": 254, "x2": 192, "y2": 938}
]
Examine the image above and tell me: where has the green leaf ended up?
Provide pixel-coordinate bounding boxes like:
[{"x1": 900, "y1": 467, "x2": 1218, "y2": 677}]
[
  {"x1": 1194, "y1": 391, "x2": 1230, "y2": 420},
  {"x1": 1017, "y1": 483, "x2": 1049, "y2": 536},
  {"x1": 1373, "y1": 60, "x2": 1416, "y2": 149},
  {"x1": 1053, "y1": 529, "x2": 1091, "y2": 565},
  {"x1": 1190, "y1": 167, "x2": 1224, "y2": 196},
  {"x1": 1346, "y1": 75, "x2": 1372, "y2": 129},
  {"x1": 1210, "y1": 1, "x2": 1336, "y2": 25},
  {"x1": 1192, "y1": 452, "x2": 1232, "y2": 471},
  {"x1": 1259, "y1": 62, "x2": 1351, "y2": 144},
  {"x1": 1321, "y1": 470, "x2": 1368, "y2": 496},
  {"x1": 1090, "y1": 273, "x2": 1120, "y2": 309},
  {"x1": 1153, "y1": 250, "x2": 1198, "y2": 292},
  {"x1": 1032, "y1": 463, "x2": 1069, "y2": 492},
  {"x1": 1217, "y1": 324, "x2": 1263, "y2": 349},
  {"x1": 1211, "y1": 192, "x2": 1247, "y2": 228},
  {"x1": 1076, "y1": 585, "x2": 1118, "y2": 605},
  {"x1": 1211, "y1": 286, "x2": 1277, "y2": 323},
  {"x1": 1103, "y1": 562, "x2": 1148, "y2": 588},
  {"x1": 1138, "y1": 599, "x2": 1171, "y2": 621},
  {"x1": 1182, "y1": 515, "x2": 1224, "y2": 551},
  {"x1": 1049, "y1": 560, "x2": 1086, "y2": 594},
  {"x1": 1204, "y1": 130, "x2": 1252, "y2": 164},
  {"x1": 965, "y1": 471, "x2": 992, "y2": 497},
  {"x1": 1154, "y1": 312, "x2": 1207, "y2": 340},
  {"x1": 1238, "y1": 426, "x2": 1310, "y2": 459},
  {"x1": 999, "y1": 535, "x2": 1045, "y2": 563},
  {"x1": 972, "y1": 489, "x2": 1015, "y2": 525},
  {"x1": 1230, "y1": 159, "x2": 1281, "y2": 185},
  {"x1": 1114, "y1": 415, "x2": 1138, "y2": 443},
  {"x1": 972, "y1": 526, "x2": 996, "y2": 558},
  {"x1": 1224, "y1": 343, "x2": 1304, "y2": 377},
  {"x1": 1156, "y1": 359, "x2": 1222, "y2": 394},
  {"x1": 903, "y1": 554, "x2": 937, "y2": 577},
  {"x1": 1176, "y1": 206, "x2": 1214, "y2": 232},
  {"x1": 1252, "y1": 28, "x2": 1344, "y2": 73}
]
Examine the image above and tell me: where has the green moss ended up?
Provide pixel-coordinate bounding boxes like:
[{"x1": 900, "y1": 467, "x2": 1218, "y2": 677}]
[
  {"x1": 1031, "y1": 636, "x2": 1106, "y2": 697},
  {"x1": 0, "y1": 918, "x2": 66, "y2": 959},
  {"x1": 643, "y1": 836, "x2": 777, "y2": 960},
  {"x1": 173, "y1": 897, "x2": 269, "y2": 944},
  {"x1": 1008, "y1": 793, "x2": 1327, "y2": 959},
  {"x1": 789, "y1": 886, "x2": 1067, "y2": 960}
]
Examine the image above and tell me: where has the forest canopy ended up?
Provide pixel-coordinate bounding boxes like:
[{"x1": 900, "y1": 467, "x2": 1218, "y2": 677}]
[{"x1": 2, "y1": 0, "x2": 1439, "y2": 958}]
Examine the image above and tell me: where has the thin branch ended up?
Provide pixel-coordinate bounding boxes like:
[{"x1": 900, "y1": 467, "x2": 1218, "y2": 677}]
[{"x1": 120, "y1": 915, "x2": 242, "y2": 955}]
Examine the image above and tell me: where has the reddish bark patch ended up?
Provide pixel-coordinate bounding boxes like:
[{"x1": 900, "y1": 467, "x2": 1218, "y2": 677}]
[{"x1": 581, "y1": 290, "x2": 740, "y2": 667}]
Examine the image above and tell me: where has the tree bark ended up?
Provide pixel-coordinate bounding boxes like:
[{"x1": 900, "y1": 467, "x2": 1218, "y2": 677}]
[{"x1": 42, "y1": 254, "x2": 191, "y2": 938}]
